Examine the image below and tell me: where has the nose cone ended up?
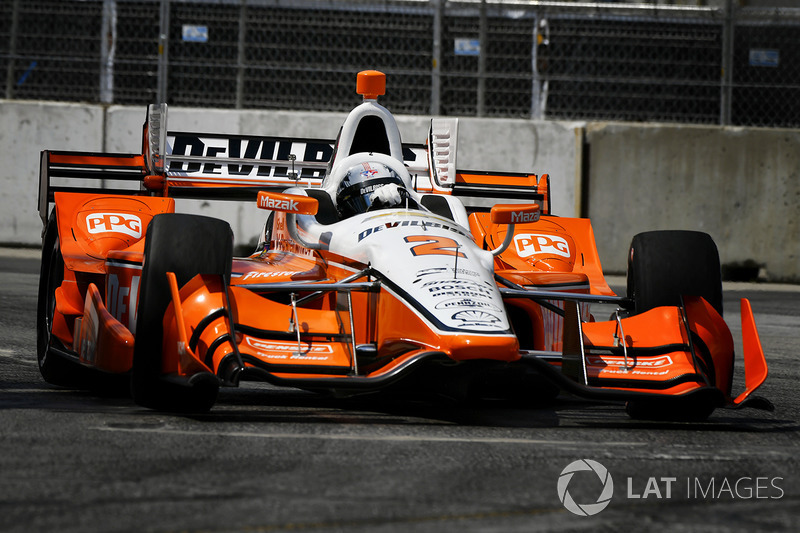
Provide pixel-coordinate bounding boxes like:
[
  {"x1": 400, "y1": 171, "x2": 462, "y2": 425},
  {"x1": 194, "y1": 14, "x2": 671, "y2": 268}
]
[{"x1": 446, "y1": 333, "x2": 520, "y2": 362}]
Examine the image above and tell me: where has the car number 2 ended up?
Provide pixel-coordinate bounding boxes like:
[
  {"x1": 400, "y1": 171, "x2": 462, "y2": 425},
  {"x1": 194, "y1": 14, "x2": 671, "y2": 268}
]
[{"x1": 404, "y1": 235, "x2": 467, "y2": 258}]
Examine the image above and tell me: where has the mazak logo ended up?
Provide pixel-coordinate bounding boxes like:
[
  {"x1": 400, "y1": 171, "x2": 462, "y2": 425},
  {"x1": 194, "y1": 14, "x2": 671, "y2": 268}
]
[
  {"x1": 259, "y1": 196, "x2": 299, "y2": 212},
  {"x1": 85, "y1": 213, "x2": 142, "y2": 239},
  {"x1": 557, "y1": 459, "x2": 614, "y2": 516},
  {"x1": 514, "y1": 233, "x2": 571, "y2": 259},
  {"x1": 510, "y1": 210, "x2": 539, "y2": 223}
]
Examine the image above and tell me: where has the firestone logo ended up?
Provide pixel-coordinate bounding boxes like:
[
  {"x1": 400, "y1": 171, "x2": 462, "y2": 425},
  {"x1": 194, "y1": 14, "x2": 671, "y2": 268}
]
[
  {"x1": 85, "y1": 213, "x2": 142, "y2": 239},
  {"x1": 557, "y1": 459, "x2": 614, "y2": 516}
]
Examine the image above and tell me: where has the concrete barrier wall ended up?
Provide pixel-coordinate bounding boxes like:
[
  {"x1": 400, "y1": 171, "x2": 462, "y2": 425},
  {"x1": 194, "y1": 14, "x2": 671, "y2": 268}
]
[
  {"x1": 0, "y1": 101, "x2": 105, "y2": 244},
  {"x1": 586, "y1": 122, "x2": 800, "y2": 281},
  {"x1": 2, "y1": 101, "x2": 798, "y2": 281}
]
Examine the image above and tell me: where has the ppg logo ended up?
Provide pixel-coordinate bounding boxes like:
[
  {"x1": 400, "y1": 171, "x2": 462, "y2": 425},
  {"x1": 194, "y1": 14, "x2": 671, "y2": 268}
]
[
  {"x1": 86, "y1": 213, "x2": 142, "y2": 239},
  {"x1": 514, "y1": 233, "x2": 571, "y2": 259}
]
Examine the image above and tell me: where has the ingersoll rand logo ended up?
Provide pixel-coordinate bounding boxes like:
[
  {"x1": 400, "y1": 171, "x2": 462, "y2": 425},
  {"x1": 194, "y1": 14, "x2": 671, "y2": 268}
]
[
  {"x1": 514, "y1": 233, "x2": 570, "y2": 258},
  {"x1": 85, "y1": 213, "x2": 142, "y2": 239}
]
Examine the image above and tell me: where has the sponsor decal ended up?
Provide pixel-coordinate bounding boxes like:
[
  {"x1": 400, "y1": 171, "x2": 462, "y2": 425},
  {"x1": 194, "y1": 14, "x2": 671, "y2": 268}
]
[
  {"x1": 514, "y1": 233, "x2": 570, "y2": 259},
  {"x1": 423, "y1": 279, "x2": 494, "y2": 298},
  {"x1": 451, "y1": 310, "x2": 501, "y2": 326},
  {"x1": 586, "y1": 355, "x2": 673, "y2": 369},
  {"x1": 435, "y1": 298, "x2": 501, "y2": 312},
  {"x1": 415, "y1": 267, "x2": 448, "y2": 279},
  {"x1": 167, "y1": 135, "x2": 424, "y2": 179},
  {"x1": 106, "y1": 273, "x2": 140, "y2": 332},
  {"x1": 360, "y1": 162, "x2": 379, "y2": 177},
  {"x1": 357, "y1": 219, "x2": 471, "y2": 242},
  {"x1": 86, "y1": 213, "x2": 142, "y2": 239},
  {"x1": 259, "y1": 196, "x2": 299, "y2": 212},
  {"x1": 510, "y1": 210, "x2": 539, "y2": 223},
  {"x1": 415, "y1": 267, "x2": 480, "y2": 283},
  {"x1": 241, "y1": 271, "x2": 303, "y2": 281},
  {"x1": 245, "y1": 338, "x2": 333, "y2": 361},
  {"x1": 168, "y1": 135, "x2": 332, "y2": 179}
]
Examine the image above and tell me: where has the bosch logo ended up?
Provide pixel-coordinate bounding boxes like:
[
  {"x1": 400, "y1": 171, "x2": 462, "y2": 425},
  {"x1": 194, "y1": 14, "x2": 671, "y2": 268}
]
[
  {"x1": 557, "y1": 459, "x2": 614, "y2": 516},
  {"x1": 85, "y1": 213, "x2": 142, "y2": 239},
  {"x1": 259, "y1": 196, "x2": 300, "y2": 212},
  {"x1": 514, "y1": 233, "x2": 571, "y2": 259}
]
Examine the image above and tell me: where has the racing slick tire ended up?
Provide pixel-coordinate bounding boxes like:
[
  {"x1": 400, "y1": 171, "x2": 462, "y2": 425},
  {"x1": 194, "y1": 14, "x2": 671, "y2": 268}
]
[
  {"x1": 37, "y1": 210, "x2": 110, "y2": 389},
  {"x1": 626, "y1": 230, "x2": 723, "y2": 316},
  {"x1": 625, "y1": 230, "x2": 723, "y2": 421},
  {"x1": 131, "y1": 214, "x2": 233, "y2": 413}
]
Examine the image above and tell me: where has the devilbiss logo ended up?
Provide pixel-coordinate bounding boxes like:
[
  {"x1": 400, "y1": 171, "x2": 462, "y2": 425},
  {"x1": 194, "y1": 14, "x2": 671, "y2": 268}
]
[{"x1": 557, "y1": 459, "x2": 614, "y2": 516}]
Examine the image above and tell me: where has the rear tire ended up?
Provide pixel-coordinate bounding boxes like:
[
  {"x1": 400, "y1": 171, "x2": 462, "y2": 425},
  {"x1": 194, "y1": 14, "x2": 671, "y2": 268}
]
[
  {"x1": 626, "y1": 230, "x2": 722, "y2": 316},
  {"x1": 130, "y1": 214, "x2": 233, "y2": 413},
  {"x1": 37, "y1": 210, "x2": 98, "y2": 387}
]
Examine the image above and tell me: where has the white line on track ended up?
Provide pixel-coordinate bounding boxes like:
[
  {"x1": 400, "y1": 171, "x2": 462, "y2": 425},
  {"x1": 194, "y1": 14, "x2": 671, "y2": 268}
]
[
  {"x1": 0, "y1": 348, "x2": 37, "y2": 366},
  {"x1": 94, "y1": 425, "x2": 646, "y2": 446}
]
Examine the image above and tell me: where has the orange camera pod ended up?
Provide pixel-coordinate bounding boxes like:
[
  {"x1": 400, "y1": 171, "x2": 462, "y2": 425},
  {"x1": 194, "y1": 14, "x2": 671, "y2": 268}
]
[{"x1": 356, "y1": 70, "x2": 386, "y2": 100}]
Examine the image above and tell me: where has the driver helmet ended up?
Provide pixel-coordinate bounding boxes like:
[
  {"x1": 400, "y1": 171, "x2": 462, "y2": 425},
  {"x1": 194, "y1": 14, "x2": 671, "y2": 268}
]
[{"x1": 336, "y1": 161, "x2": 406, "y2": 218}]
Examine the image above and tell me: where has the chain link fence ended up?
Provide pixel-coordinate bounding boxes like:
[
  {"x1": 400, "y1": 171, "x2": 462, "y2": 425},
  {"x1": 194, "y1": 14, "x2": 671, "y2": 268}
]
[{"x1": 2, "y1": 0, "x2": 799, "y2": 128}]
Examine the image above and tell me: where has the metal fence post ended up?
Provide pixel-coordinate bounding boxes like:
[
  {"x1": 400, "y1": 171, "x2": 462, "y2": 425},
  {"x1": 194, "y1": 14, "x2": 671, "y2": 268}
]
[
  {"x1": 100, "y1": 0, "x2": 117, "y2": 104},
  {"x1": 431, "y1": 0, "x2": 442, "y2": 116},
  {"x1": 236, "y1": 0, "x2": 247, "y2": 109},
  {"x1": 4, "y1": 0, "x2": 20, "y2": 99},
  {"x1": 720, "y1": 0, "x2": 735, "y2": 125},
  {"x1": 477, "y1": 0, "x2": 487, "y2": 117},
  {"x1": 157, "y1": 0, "x2": 171, "y2": 104}
]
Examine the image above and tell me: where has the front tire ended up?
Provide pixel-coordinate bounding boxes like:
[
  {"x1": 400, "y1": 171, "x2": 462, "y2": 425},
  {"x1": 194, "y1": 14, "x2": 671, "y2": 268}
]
[
  {"x1": 625, "y1": 230, "x2": 723, "y2": 421},
  {"x1": 626, "y1": 230, "x2": 722, "y2": 316},
  {"x1": 131, "y1": 214, "x2": 233, "y2": 413}
]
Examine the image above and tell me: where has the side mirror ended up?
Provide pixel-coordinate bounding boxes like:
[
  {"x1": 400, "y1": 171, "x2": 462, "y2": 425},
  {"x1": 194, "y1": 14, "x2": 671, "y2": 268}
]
[
  {"x1": 256, "y1": 191, "x2": 318, "y2": 215},
  {"x1": 488, "y1": 203, "x2": 540, "y2": 256}
]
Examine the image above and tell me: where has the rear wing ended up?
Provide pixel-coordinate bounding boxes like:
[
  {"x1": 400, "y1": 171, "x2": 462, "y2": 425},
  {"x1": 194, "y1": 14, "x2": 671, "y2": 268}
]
[{"x1": 39, "y1": 104, "x2": 552, "y2": 225}]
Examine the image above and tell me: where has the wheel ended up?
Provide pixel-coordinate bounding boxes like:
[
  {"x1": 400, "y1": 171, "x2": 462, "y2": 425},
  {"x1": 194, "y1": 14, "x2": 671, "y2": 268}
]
[
  {"x1": 626, "y1": 230, "x2": 722, "y2": 316},
  {"x1": 625, "y1": 231, "x2": 723, "y2": 421},
  {"x1": 130, "y1": 213, "x2": 233, "y2": 413},
  {"x1": 36, "y1": 210, "x2": 96, "y2": 387},
  {"x1": 625, "y1": 388, "x2": 722, "y2": 422}
]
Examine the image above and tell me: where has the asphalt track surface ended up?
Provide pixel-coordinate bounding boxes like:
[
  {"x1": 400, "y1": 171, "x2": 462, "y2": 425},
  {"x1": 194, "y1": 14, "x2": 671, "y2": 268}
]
[{"x1": 1, "y1": 247, "x2": 799, "y2": 533}]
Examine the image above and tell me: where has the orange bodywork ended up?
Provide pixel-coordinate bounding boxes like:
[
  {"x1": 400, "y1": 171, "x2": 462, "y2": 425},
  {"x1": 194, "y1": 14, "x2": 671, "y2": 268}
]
[{"x1": 45, "y1": 191, "x2": 768, "y2": 411}]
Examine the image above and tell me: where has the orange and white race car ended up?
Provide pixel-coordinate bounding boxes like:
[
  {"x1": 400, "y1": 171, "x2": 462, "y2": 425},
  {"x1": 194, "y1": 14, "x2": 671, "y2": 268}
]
[{"x1": 37, "y1": 71, "x2": 771, "y2": 419}]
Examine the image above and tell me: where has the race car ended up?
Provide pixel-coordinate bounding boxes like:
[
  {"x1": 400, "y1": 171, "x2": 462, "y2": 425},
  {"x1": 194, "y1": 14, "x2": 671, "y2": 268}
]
[{"x1": 37, "y1": 70, "x2": 771, "y2": 419}]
